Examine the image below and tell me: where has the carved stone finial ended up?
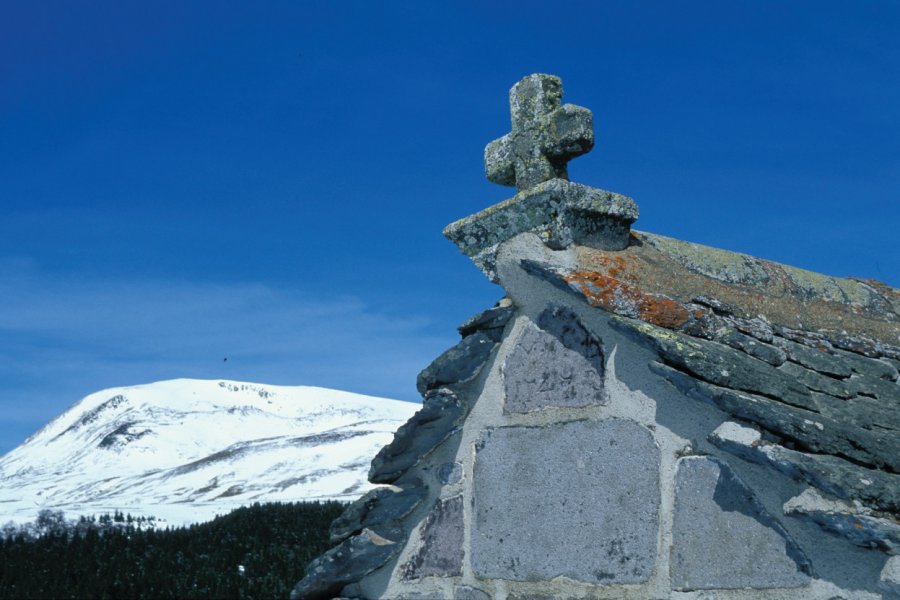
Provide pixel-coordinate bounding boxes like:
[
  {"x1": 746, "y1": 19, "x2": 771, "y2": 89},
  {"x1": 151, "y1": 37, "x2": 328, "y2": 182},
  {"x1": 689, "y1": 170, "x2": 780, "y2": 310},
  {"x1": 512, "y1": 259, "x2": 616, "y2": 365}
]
[{"x1": 485, "y1": 74, "x2": 594, "y2": 191}]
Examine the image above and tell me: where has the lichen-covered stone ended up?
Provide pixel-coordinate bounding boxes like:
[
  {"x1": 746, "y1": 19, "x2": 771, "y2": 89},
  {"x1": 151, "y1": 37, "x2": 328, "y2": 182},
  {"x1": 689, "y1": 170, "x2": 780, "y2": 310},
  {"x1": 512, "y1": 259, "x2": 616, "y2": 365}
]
[
  {"x1": 815, "y1": 391, "x2": 900, "y2": 435},
  {"x1": 784, "y1": 488, "x2": 900, "y2": 554},
  {"x1": 369, "y1": 389, "x2": 468, "y2": 484},
  {"x1": 503, "y1": 306, "x2": 604, "y2": 414},
  {"x1": 847, "y1": 375, "x2": 900, "y2": 404},
  {"x1": 471, "y1": 419, "x2": 659, "y2": 584},
  {"x1": 484, "y1": 73, "x2": 593, "y2": 191},
  {"x1": 636, "y1": 323, "x2": 816, "y2": 411},
  {"x1": 715, "y1": 326, "x2": 786, "y2": 366},
  {"x1": 777, "y1": 361, "x2": 854, "y2": 399},
  {"x1": 835, "y1": 347, "x2": 900, "y2": 381},
  {"x1": 691, "y1": 295, "x2": 737, "y2": 316},
  {"x1": 401, "y1": 495, "x2": 464, "y2": 579},
  {"x1": 524, "y1": 260, "x2": 691, "y2": 330},
  {"x1": 774, "y1": 337, "x2": 853, "y2": 378},
  {"x1": 731, "y1": 316, "x2": 775, "y2": 343},
  {"x1": 329, "y1": 480, "x2": 427, "y2": 544},
  {"x1": 651, "y1": 361, "x2": 900, "y2": 472},
  {"x1": 774, "y1": 326, "x2": 834, "y2": 350},
  {"x1": 644, "y1": 233, "x2": 772, "y2": 287},
  {"x1": 671, "y1": 456, "x2": 811, "y2": 591},
  {"x1": 443, "y1": 179, "x2": 638, "y2": 281},
  {"x1": 680, "y1": 302, "x2": 722, "y2": 339},
  {"x1": 290, "y1": 529, "x2": 401, "y2": 600},
  {"x1": 780, "y1": 264, "x2": 890, "y2": 309},
  {"x1": 832, "y1": 332, "x2": 884, "y2": 358},
  {"x1": 416, "y1": 331, "x2": 497, "y2": 395},
  {"x1": 710, "y1": 421, "x2": 900, "y2": 512},
  {"x1": 568, "y1": 231, "x2": 900, "y2": 349}
]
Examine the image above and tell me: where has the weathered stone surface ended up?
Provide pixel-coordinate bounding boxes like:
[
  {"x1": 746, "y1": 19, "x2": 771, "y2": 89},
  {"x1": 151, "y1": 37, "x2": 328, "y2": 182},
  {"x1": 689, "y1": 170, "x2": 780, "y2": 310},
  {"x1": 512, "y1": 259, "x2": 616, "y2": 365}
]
[
  {"x1": 485, "y1": 73, "x2": 593, "y2": 191},
  {"x1": 645, "y1": 234, "x2": 772, "y2": 286},
  {"x1": 778, "y1": 361, "x2": 854, "y2": 399},
  {"x1": 369, "y1": 389, "x2": 467, "y2": 484},
  {"x1": 508, "y1": 595, "x2": 577, "y2": 600},
  {"x1": 635, "y1": 322, "x2": 815, "y2": 411},
  {"x1": 329, "y1": 480, "x2": 427, "y2": 544},
  {"x1": 503, "y1": 307, "x2": 604, "y2": 414},
  {"x1": 710, "y1": 421, "x2": 900, "y2": 512},
  {"x1": 732, "y1": 316, "x2": 775, "y2": 343},
  {"x1": 880, "y1": 556, "x2": 900, "y2": 597},
  {"x1": 816, "y1": 391, "x2": 900, "y2": 434},
  {"x1": 671, "y1": 456, "x2": 811, "y2": 591},
  {"x1": 471, "y1": 419, "x2": 659, "y2": 583},
  {"x1": 437, "y1": 461, "x2": 462, "y2": 485},
  {"x1": 784, "y1": 488, "x2": 900, "y2": 554},
  {"x1": 563, "y1": 270, "x2": 690, "y2": 329},
  {"x1": 524, "y1": 259, "x2": 693, "y2": 331},
  {"x1": 834, "y1": 348, "x2": 899, "y2": 381},
  {"x1": 774, "y1": 326, "x2": 834, "y2": 350},
  {"x1": 393, "y1": 591, "x2": 443, "y2": 600},
  {"x1": 832, "y1": 332, "x2": 884, "y2": 358},
  {"x1": 536, "y1": 304, "x2": 602, "y2": 361},
  {"x1": 775, "y1": 337, "x2": 853, "y2": 378},
  {"x1": 679, "y1": 302, "x2": 722, "y2": 339},
  {"x1": 848, "y1": 373, "x2": 900, "y2": 403},
  {"x1": 887, "y1": 357, "x2": 900, "y2": 376},
  {"x1": 568, "y1": 232, "x2": 900, "y2": 350},
  {"x1": 453, "y1": 585, "x2": 490, "y2": 600},
  {"x1": 401, "y1": 495, "x2": 464, "y2": 579},
  {"x1": 716, "y1": 326, "x2": 786, "y2": 366},
  {"x1": 457, "y1": 299, "x2": 515, "y2": 342},
  {"x1": 691, "y1": 295, "x2": 737, "y2": 316},
  {"x1": 444, "y1": 179, "x2": 638, "y2": 281},
  {"x1": 290, "y1": 528, "x2": 401, "y2": 600},
  {"x1": 416, "y1": 331, "x2": 497, "y2": 395},
  {"x1": 650, "y1": 361, "x2": 900, "y2": 472}
]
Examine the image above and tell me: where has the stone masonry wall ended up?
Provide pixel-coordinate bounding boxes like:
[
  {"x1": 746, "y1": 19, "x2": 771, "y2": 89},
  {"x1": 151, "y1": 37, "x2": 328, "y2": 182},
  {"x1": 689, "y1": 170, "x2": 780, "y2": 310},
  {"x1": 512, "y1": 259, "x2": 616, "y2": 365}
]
[{"x1": 293, "y1": 233, "x2": 900, "y2": 599}]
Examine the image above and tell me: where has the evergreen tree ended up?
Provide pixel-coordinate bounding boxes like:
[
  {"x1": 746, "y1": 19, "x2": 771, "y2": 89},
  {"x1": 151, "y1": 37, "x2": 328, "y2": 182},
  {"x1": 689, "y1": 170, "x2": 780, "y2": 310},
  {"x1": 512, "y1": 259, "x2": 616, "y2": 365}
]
[{"x1": 0, "y1": 501, "x2": 344, "y2": 599}]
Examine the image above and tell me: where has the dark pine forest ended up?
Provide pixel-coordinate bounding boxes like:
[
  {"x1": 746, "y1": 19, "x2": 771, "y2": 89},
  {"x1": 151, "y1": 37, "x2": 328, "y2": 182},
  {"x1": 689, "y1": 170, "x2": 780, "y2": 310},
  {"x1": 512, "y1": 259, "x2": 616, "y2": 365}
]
[{"x1": 0, "y1": 501, "x2": 343, "y2": 599}]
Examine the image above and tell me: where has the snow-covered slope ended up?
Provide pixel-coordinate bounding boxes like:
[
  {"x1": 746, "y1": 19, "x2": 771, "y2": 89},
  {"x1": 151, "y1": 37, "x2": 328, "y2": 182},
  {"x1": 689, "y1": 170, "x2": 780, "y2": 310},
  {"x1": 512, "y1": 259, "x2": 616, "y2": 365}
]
[{"x1": 0, "y1": 379, "x2": 417, "y2": 527}]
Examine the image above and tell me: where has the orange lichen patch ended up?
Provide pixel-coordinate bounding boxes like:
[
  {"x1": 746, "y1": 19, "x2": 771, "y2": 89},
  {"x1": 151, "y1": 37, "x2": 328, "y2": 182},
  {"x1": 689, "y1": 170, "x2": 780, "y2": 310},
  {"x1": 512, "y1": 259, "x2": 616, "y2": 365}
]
[
  {"x1": 564, "y1": 269, "x2": 690, "y2": 330},
  {"x1": 572, "y1": 239, "x2": 900, "y2": 348},
  {"x1": 577, "y1": 253, "x2": 636, "y2": 281}
]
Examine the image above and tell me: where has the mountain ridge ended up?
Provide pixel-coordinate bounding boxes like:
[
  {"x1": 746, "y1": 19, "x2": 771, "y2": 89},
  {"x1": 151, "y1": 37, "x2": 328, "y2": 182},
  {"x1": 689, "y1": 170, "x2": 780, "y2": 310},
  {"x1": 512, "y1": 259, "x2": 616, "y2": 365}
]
[{"x1": 0, "y1": 378, "x2": 417, "y2": 527}]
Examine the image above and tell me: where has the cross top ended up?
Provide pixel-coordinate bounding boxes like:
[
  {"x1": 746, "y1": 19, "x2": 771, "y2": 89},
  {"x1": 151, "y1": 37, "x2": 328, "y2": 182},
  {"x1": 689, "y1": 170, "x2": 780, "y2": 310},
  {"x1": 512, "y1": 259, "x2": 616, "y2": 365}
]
[{"x1": 485, "y1": 74, "x2": 594, "y2": 191}]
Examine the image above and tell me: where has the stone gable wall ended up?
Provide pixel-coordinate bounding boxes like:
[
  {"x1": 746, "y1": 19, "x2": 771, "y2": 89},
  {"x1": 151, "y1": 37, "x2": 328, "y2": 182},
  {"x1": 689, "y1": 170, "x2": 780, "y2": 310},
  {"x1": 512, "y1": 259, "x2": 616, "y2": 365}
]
[{"x1": 293, "y1": 233, "x2": 900, "y2": 599}]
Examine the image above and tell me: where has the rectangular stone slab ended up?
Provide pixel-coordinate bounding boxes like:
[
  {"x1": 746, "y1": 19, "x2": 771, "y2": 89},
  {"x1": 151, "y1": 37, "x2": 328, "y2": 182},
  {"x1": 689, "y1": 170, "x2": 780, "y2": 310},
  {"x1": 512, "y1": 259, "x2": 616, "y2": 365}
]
[{"x1": 471, "y1": 419, "x2": 660, "y2": 584}]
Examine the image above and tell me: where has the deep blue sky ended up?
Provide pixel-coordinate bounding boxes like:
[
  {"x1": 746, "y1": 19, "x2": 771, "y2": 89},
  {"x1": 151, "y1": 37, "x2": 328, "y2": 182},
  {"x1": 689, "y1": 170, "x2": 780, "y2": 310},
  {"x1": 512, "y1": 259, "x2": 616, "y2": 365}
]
[{"x1": 1, "y1": 2, "x2": 898, "y2": 455}]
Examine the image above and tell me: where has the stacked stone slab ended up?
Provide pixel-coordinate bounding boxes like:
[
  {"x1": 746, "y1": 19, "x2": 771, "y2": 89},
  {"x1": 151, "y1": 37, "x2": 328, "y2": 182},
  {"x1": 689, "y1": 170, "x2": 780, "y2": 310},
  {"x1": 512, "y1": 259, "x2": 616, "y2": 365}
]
[{"x1": 293, "y1": 74, "x2": 900, "y2": 599}]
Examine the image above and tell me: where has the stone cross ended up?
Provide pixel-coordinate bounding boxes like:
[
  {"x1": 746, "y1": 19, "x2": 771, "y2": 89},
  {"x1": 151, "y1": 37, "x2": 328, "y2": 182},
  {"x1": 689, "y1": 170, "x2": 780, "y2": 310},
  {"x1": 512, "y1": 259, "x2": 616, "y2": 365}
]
[{"x1": 485, "y1": 73, "x2": 594, "y2": 191}]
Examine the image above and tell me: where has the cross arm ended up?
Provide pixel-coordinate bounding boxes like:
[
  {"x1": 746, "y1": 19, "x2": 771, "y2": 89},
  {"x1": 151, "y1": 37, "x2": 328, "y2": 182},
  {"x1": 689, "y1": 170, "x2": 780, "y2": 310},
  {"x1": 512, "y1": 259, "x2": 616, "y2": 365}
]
[
  {"x1": 543, "y1": 104, "x2": 594, "y2": 160},
  {"x1": 484, "y1": 133, "x2": 517, "y2": 186}
]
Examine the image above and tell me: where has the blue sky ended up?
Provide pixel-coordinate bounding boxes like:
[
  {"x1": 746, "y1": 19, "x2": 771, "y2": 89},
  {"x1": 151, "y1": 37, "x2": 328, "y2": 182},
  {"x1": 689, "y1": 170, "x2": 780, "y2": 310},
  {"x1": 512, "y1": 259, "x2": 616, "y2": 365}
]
[{"x1": 1, "y1": 2, "x2": 898, "y2": 455}]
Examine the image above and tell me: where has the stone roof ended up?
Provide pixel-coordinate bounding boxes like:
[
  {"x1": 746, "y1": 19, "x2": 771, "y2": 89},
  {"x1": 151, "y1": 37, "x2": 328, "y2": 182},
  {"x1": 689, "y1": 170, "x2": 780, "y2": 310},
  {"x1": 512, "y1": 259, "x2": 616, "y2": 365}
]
[{"x1": 448, "y1": 208, "x2": 900, "y2": 354}]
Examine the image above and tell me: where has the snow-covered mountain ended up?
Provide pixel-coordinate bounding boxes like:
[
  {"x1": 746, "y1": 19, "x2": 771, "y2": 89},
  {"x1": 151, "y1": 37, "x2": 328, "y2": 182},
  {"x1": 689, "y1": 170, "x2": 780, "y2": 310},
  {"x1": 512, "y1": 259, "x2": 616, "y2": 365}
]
[{"x1": 0, "y1": 379, "x2": 417, "y2": 527}]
